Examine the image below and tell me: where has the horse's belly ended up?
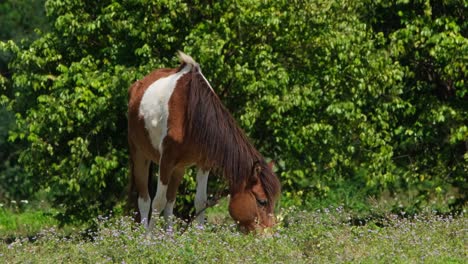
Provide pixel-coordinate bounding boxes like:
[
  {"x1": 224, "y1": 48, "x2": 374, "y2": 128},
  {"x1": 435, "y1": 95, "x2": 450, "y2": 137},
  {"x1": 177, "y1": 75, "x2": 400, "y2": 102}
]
[{"x1": 139, "y1": 65, "x2": 191, "y2": 154}]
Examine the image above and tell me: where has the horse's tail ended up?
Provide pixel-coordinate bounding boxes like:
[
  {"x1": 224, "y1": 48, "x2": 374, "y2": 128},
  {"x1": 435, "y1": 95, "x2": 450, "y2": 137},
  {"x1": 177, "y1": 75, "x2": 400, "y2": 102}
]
[{"x1": 178, "y1": 51, "x2": 198, "y2": 67}]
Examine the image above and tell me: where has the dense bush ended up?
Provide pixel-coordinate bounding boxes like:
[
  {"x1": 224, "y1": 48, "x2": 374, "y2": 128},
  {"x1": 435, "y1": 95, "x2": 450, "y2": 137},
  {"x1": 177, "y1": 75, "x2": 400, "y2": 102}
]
[
  {"x1": 0, "y1": 0, "x2": 466, "y2": 223},
  {"x1": 0, "y1": 0, "x2": 49, "y2": 202}
]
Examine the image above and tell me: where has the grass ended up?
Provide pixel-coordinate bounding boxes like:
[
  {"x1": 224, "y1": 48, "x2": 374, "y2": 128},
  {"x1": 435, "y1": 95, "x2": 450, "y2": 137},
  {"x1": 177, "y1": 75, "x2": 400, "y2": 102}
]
[
  {"x1": 0, "y1": 206, "x2": 58, "y2": 240},
  {"x1": 0, "y1": 202, "x2": 466, "y2": 263}
]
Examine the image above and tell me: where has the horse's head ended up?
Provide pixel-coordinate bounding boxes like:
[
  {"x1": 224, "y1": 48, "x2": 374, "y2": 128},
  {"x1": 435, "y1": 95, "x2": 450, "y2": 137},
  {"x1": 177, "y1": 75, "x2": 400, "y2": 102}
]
[{"x1": 228, "y1": 162, "x2": 280, "y2": 233}]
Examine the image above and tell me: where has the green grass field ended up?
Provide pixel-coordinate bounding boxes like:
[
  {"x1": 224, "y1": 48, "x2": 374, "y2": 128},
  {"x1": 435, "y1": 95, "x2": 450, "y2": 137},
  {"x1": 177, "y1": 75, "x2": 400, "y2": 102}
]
[{"x1": 0, "y1": 202, "x2": 466, "y2": 263}]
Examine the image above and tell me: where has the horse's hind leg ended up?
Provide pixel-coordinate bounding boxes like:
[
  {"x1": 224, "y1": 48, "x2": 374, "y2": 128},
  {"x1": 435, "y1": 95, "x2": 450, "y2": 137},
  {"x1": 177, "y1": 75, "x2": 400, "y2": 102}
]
[
  {"x1": 151, "y1": 154, "x2": 174, "y2": 219},
  {"x1": 131, "y1": 149, "x2": 151, "y2": 227},
  {"x1": 150, "y1": 152, "x2": 178, "y2": 228},
  {"x1": 163, "y1": 167, "x2": 185, "y2": 228}
]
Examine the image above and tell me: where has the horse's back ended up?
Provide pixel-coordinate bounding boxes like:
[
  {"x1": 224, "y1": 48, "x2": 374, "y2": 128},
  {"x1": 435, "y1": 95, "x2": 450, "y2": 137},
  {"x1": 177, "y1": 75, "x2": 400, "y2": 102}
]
[{"x1": 128, "y1": 66, "x2": 192, "y2": 162}]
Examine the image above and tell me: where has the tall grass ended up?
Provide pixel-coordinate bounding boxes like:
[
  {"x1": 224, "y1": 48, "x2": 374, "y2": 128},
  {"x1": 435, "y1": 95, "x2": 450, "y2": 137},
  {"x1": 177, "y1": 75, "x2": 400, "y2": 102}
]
[{"x1": 1, "y1": 205, "x2": 466, "y2": 263}]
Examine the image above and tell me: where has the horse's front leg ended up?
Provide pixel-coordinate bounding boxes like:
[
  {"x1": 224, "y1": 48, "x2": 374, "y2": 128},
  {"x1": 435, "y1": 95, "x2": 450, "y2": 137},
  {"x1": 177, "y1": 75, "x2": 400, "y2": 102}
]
[{"x1": 195, "y1": 169, "x2": 209, "y2": 225}]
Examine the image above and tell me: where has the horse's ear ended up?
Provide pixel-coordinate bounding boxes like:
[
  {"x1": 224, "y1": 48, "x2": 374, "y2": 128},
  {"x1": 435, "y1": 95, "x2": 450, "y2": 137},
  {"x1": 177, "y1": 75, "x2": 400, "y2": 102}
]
[
  {"x1": 254, "y1": 163, "x2": 262, "y2": 178},
  {"x1": 250, "y1": 162, "x2": 262, "y2": 184}
]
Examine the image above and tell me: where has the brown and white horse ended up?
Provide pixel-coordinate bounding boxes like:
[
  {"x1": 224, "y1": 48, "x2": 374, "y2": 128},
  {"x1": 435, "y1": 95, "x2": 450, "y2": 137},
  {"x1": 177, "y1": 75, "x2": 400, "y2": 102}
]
[{"x1": 127, "y1": 52, "x2": 281, "y2": 232}]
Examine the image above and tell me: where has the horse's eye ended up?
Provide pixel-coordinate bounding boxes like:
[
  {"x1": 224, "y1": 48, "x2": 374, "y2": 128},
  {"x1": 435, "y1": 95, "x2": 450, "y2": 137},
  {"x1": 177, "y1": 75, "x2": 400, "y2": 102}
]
[{"x1": 256, "y1": 199, "x2": 268, "y2": 207}]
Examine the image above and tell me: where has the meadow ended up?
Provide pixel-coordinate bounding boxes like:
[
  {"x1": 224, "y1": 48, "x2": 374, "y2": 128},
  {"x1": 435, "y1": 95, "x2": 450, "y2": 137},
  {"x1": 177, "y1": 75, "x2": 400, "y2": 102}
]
[
  {"x1": 1, "y1": 200, "x2": 466, "y2": 263},
  {"x1": 0, "y1": 1, "x2": 467, "y2": 263}
]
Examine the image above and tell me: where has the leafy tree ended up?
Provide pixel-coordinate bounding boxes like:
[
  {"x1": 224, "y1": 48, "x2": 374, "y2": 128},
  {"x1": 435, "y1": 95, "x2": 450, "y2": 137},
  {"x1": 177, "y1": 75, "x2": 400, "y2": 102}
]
[
  {"x1": 1, "y1": 0, "x2": 466, "y2": 223},
  {"x1": 360, "y1": 0, "x2": 467, "y2": 207},
  {"x1": 0, "y1": 0, "x2": 49, "y2": 202}
]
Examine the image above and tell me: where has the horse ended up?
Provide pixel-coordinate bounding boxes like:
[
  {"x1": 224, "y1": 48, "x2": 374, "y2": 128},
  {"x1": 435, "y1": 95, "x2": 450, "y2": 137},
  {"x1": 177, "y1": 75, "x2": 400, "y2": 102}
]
[{"x1": 127, "y1": 51, "x2": 281, "y2": 232}]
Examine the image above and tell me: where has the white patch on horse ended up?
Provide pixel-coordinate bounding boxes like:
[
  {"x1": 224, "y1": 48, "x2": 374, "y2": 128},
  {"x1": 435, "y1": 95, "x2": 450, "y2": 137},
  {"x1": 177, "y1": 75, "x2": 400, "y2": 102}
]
[
  {"x1": 138, "y1": 196, "x2": 151, "y2": 227},
  {"x1": 148, "y1": 178, "x2": 168, "y2": 229},
  {"x1": 164, "y1": 200, "x2": 175, "y2": 220},
  {"x1": 164, "y1": 200, "x2": 176, "y2": 229},
  {"x1": 152, "y1": 179, "x2": 168, "y2": 214},
  {"x1": 139, "y1": 64, "x2": 192, "y2": 153}
]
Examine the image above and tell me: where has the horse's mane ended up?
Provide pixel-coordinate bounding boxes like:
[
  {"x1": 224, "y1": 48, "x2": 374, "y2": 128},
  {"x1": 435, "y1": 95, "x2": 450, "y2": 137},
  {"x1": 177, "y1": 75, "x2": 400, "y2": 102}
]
[{"x1": 179, "y1": 53, "x2": 280, "y2": 201}]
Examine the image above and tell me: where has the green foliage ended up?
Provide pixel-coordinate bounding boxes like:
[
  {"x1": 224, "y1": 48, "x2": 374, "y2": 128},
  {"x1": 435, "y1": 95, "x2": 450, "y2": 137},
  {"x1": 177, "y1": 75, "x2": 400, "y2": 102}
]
[
  {"x1": 0, "y1": 0, "x2": 466, "y2": 223},
  {"x1": 0, "y1": 0, "x2": 50, "y2": 203},
  {"x1": 0, "y1": 0, "x2": 49, "y2": 82},
  {"x1": 0, "y1": 0, "x2": 49, "y2": 42}
]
